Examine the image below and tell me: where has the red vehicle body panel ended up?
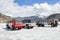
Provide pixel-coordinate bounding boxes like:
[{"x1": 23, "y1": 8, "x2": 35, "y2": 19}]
[
  {"x1": 14, "y1": 23, "x2": 24, "y2": 28},
  {"x1": 7, "y1": 19, "x2": 24, "y2": 29}
]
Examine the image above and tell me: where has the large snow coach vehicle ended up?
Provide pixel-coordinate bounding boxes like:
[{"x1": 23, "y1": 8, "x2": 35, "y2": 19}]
[
  {"x1": 6, "y1": 19, "x2": 24, "y2": 30},
  {"x1": 46, "y1": 19, "x2": 58, "y2": 27},
  {"x1": 22, "y1": 19, "x2": 36, "y2": 29}
]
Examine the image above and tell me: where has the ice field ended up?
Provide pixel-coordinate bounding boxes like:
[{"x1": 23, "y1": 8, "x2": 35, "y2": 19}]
[{"x1": 0, "y1": 23, "x2": 60, "y2": 40}]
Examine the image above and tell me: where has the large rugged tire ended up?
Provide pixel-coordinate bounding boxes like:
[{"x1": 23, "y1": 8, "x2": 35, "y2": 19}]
[
  {"x1": 54, "y1": 20, "x2": 58, "y2": 27},
  {"x1": 6, "y1": 25, "x2": 10, "y2": 29},
  {"x1": 30, "y1": 26, "x2": 33, "y2": 29},
  {"x1": 27, "y1": 26, "x2": 30, "y2": 29},
  {"x1": 24, "y1": 24, "x2": 29, "y2": 29},
  {"x1": 51, "y1": 23, "x2": 56, "y2": 27},
  {"x1": 54, "y1": 24, "x2": 57, "y2": 27},
  {"x1": 23, "y1": 26, "x2": 25, "y2": 28},
  {"x1": 24, "y1": 24, "x2": 33, "y2": 29},
  {"x1": 27, "y1": 26, "x2": 33, "y2": 29},
  {"x1": 18, "y1": 28, "x2": 21, "y2": 30},
  {"x1": 12, "y1": 27, "x2": 16, "y2": 30},
  {"x1": 37, "y1": 24, "x2": 45, "y2": 27}
]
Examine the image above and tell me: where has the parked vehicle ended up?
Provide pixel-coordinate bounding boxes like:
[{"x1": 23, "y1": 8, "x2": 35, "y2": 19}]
[
  {"x1": 51, "y1": 20, "x2": 58, "y2": 27},
  {"x1": 6, "y1": 19, "x2": 24, "y2": 30},
  {"x1": 46, "y1": 19, "x2": 58, "y2": 27},
  {"x1": 22, "y1": 19, "x2": 36, "y2": 29}
]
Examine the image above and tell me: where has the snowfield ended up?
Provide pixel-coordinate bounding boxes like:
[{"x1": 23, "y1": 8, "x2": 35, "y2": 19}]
[{"x1": 0, "y1": 23, "x2": 60, "y2": 40}]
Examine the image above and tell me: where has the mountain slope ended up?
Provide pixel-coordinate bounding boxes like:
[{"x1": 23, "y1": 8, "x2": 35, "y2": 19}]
[
  {"x1": 0, "y1": 13, "x2": 12, "y2": 22},
  {"x1": 47, "y1": 13, "x2": 60, "y2": 21},
  {"x1": 15, "y1": 16, "x2": 45, "y2": 22}
]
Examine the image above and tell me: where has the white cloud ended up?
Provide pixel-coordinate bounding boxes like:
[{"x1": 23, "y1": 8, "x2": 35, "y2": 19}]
[{"x1": 0, "y1": 0, "x2": 60, "y2": 17}]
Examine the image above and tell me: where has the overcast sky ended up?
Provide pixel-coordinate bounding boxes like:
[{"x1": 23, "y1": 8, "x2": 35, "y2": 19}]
[{"x1": 0, "y1": 0, "x2": 60, "y2": 17}]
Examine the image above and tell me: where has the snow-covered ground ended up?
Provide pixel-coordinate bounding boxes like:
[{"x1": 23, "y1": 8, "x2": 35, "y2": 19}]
[{"x1": 0, "y1": 23, "x2": 60, "y2": 40}]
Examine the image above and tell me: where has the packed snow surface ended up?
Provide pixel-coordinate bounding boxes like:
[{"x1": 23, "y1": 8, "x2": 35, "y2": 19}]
[{"x1": 0, "y1": 23, "x2": 60, "y2": 40}]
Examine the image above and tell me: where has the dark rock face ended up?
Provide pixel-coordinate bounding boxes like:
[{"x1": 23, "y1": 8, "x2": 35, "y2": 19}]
[{"x1": 47, "y1": 13, "x2": 60, "y2": 21}]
